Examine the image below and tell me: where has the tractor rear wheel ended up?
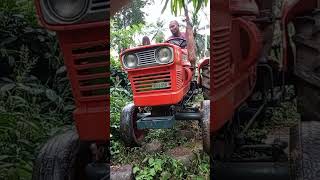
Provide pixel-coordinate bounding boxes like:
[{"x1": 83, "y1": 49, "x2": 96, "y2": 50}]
[
  {"x1": 200, "y1": 100, "x2": 210, "y2": 154},
  {"x1": 294, "y1": 10, "x2": 320, "y2": 122},
  {"x1": 32, "y1": 129, "x2": 91, "y2": 180},
  {"x1": 292, "y1": 9, "x2": 320, "y2": 179},
  {"x1": 120, "y1": 103, "x2": 146, "y2": 146},
  {"x1": 200, "y1": 64, "x2": 210, "y2": 100},
  {"x1": 300, "y1": 121, "x2": 320, "y2": 180}
]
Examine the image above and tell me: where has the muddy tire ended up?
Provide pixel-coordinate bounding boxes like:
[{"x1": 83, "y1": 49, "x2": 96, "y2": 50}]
[
  {"x1": 200, "y1": 100, "x2": 210, "y2": 154},
  {"x1": 296, "y1": 80, "x2": 320, "y2": 121},
  {"x1": 120, "y1": 103, "x2": 146, "y2": 146},
  {"x1": 200, "y1": 64, "x2": 210, "y2": 100},
  {"x1": 293, "y1": 10, "x2": 320, "y2": 180},
  {"x1": 294, "y1": 10, "x2": 320, "y2": 122},
  {"x1": 32, "y1": 129, "x2": 91, "y2": 180},
  {"x1": 291, "y1": 121, "x2": 320, "y2": 180},
  {"x1": 301, "y1": 121, "x2": 320, "y2": 180}
]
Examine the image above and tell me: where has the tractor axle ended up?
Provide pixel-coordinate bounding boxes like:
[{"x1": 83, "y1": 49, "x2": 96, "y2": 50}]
[
  {"x1": 136, "y1": 112, "x2": 202, "y2": 129},
  {"x1": 213, "y1": 161, "x2": 290, "y2": 180}
]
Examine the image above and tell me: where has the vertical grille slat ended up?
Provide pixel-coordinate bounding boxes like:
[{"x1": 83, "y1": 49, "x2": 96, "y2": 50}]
[
  {"x1": 176, "y1": 69, "x2": 183, "y2": 89},
  {"x1": 136, "y1": 48, "x2": 157, "y2": 66}
]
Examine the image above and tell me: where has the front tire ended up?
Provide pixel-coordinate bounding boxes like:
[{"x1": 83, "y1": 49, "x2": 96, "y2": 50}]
[
  {"x1": 120, "y1": 103, "x2": 146, "y2": 146},
  {"x1": 200, "y1": 64, "x2": 210, "y2": 100},
  {"x1": 200, "y1": 100, "x2": 210, "y2": 154},
  {"x1": 32, "y1": 129, "x2": 90, "y2": 180}
]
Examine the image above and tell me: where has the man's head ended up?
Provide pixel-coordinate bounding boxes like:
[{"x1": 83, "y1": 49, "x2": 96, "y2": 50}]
[
  {"x1": 169, "y1": 20, "x2": 180, "y2": 37},
  {"x1": 142, "y1": 36, "x2": 150, "y2": 45}
]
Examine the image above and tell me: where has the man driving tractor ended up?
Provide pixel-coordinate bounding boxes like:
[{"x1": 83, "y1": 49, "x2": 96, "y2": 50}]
[
  {"x1": 118, "y1": 8, "x2": 209, "y2": 153},
  {"x1": 168, "y1": 20, "x2": 187, "y2": 40}
]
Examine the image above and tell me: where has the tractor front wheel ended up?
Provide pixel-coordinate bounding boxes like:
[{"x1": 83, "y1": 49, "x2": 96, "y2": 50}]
[
  {"x1": 32, "y1": 129, "x2": 91, "y2": 180},
  {"x1": 200, "y1": 63, "x2": 210, "y2": 100},
  {"x1": 120, "y1": 103, "x2": 146, "y2": 146},
  {"x1": 200, "y1": 100, "x2": 210, "y2": 154}
]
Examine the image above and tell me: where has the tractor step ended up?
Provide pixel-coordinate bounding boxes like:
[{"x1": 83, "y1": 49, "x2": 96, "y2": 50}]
[
  {"x1": 213, "y1": 161, "x2": 290, "y2": 180},
  {"x1": 137, "y1": 116, "x2": 175, "y2": 129}
]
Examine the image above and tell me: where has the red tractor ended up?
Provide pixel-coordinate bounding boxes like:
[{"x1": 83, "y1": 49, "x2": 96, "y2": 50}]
[
  {"x1": 207, "y1": 0, "x2": 320, "y2": 179},
  {"x1": 31, "y1": 0, "x2": 111, "y2": 179},
  {"x1": 119, "y1": 36, "x2": 210, "y2": 151}
]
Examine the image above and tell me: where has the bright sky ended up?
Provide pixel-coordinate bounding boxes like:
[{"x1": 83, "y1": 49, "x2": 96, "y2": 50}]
[{"x1": 141, "y1": 0, "x2": 210, "y2": 40}]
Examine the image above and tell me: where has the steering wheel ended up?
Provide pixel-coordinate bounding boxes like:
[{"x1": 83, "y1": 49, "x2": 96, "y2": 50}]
[{"x1": 165, "y1": 37, "x2": 187, "y2": 48}]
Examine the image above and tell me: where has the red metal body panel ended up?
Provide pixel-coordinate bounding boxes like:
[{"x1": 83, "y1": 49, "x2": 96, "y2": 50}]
[
  {"x1": 58, "y1": 28, "x2": 109, "y2": 142},
  {"x1": 211, "y1": 0, "x2": 262, "y2": 134},
  {"x1": 198, "y1": 57, "x2": 209, "y2": 84},
  {"x1": 121, "y1": 44, "x2": 192, "y2": 107},
  {"x1": 34, "y1": 0, "x2": 109, "y2": 142},
  {"x1": 211, "y1": 0, "x2": 233, "y2": 134}
]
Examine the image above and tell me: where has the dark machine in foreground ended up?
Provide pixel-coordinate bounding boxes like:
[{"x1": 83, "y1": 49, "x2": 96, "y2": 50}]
[{"x1": 206, "y1": 0, "x2": 320, "y2": 179}]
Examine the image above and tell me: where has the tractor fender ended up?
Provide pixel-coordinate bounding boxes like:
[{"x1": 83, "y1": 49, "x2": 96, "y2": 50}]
[
  {"x1": 183, "y1": 67, "x2": 193, "y2": 86},
  {"x1": 281, "y1": 0, "x2": 317, "y2": 71},
  {"x1": 197, "y1": 58, "x2": 210, "y2": 85}
]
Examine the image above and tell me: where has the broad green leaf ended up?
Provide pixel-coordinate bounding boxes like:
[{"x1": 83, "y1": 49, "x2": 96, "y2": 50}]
[
  {"x1": 133, "y1": 166, "x2": 140, "y2": 174},
  {"x1": 56, "y1": 66, "x2": 66, "y2": 74},
  {"x1": 45, "y1": 89, "x2": 58, "y2": 102},
  {"x1": 0, "y1": 83, "x2": 15, "y2": 92}
]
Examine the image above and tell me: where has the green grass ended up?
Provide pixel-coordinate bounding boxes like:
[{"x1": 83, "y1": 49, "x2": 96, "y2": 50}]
[
  {"x1": 246, "y1": 99, "x2": 300, "y2": 143},
  {"x1": 110, "y1": 85, "x2": 209, "y2": 179}
]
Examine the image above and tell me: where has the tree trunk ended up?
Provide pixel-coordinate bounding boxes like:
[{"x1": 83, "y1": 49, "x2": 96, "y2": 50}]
[{"x1": 183, "y1": 1, "x2": 197, "y2": 69}]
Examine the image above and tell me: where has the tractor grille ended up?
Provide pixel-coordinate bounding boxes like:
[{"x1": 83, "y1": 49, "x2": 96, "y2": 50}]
[
  {"x1": 212, "y1": 26, "x2": 231, "y2": 89},
  {"x1": 91, "y1": 0, "x2": 110, "y2": 12},
  {"x1": 136, "y1": 48, "x2": 157, "y2": 66},
  {"x1": 72, "y1": 41, "x2": 108, "y2": 100},
  {"x1": 176, "y1": 69, "x2": 183, "y2": 89},
  {"x1": 132, "y1": 71, "x2": 171, "y2": 93}
]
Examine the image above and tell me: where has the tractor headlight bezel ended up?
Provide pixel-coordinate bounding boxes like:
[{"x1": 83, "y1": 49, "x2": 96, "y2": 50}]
[
  {"x1": 123, "y1": 53, "x2": 139, "y2": 69},
  {"x1": 155, "y1": 47, "x2": 174, "y2": 64},
  {"x1": 39, "y1": 0, "x2": 91, "y2": 24}
]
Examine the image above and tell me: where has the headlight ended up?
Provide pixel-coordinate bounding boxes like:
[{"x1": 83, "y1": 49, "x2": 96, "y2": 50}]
[
  {"x1": 156, "y1": 47, "x2": 173, "y2": 64},
  {"x1": 123, "y1": 54, "x2": 139, "y2": 68},
  {"x1": 42, "y1": 0, "x2": 89, "y2": 22}
]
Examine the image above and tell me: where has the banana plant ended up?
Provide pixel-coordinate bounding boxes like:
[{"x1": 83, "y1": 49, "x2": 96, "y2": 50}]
[
  {"x1": 161, "y1": 0, "x2": 208, "y2": 16},
  {"x1": 161, "y1": 0, "x2": 208, "y2": 68}
]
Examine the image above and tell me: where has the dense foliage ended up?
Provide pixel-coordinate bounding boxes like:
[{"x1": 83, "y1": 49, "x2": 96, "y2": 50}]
[{"x1": 0, "y1": 4, "x2": 73, "y2": 179}]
